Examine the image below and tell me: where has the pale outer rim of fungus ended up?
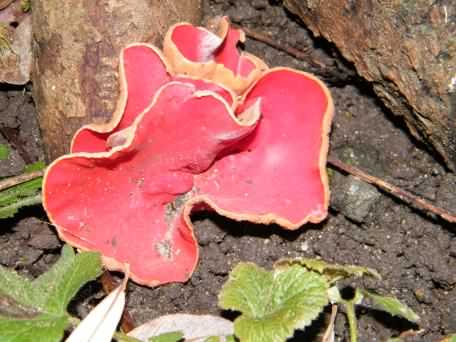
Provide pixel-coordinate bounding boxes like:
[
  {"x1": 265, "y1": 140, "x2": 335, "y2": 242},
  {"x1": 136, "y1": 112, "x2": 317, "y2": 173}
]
[{"x1": 43, "y1": 69, "x2": 333, "y2": 287}]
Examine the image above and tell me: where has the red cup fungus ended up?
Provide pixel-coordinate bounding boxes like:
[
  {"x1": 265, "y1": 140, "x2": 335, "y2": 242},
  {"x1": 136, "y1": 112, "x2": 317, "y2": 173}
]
[{"x1": 43, "y1": 17, "x2": 334, "y2": 286}]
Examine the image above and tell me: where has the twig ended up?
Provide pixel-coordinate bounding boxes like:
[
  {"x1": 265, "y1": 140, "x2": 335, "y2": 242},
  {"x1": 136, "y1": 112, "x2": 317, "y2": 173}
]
[
  {"x1": 238, "y1": 26, "x2": 327, "y2": 69},
  {"x1": 100, "y1": 271, "x2": 137, "y2": 333},
  {"x1": 321, "y1": 304, "x2": 338, "y2": 342},
  {"x1": 328, "y1": 157, "x2": 456, "y2": 224},
  {"x1": 0, "y1": 170, "x2": 44, "y2": 192},
  {"x1": 241, "y1": 26, "x2": 309, "y2": 58}
]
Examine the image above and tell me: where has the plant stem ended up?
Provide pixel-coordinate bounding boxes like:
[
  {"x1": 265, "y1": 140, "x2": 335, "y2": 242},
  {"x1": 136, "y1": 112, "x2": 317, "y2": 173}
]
[{"x1": 344, "y1": 301, "x2": 358, "y2": 342}]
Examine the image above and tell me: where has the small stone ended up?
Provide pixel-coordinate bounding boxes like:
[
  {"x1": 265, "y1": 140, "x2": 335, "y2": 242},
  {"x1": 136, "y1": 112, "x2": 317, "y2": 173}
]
[
  {"x1": 331, "y1": 173, "x2": 381, "y2": 223},
  {"x1": 414, "y1": 287, "x2": 432, "y2": 304}
]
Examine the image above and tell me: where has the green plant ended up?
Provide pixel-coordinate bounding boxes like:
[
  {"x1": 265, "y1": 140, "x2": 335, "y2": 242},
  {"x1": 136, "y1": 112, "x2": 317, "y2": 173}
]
[
  {"x1": 219, "y1": 258, "x2": 419, "y2": 342},
  {"x1": 0, "y1": 161, "x2": 45, "y2": 219},
  {"x1": 0, "y1": 245, "x2": 102, "y2": 341}
]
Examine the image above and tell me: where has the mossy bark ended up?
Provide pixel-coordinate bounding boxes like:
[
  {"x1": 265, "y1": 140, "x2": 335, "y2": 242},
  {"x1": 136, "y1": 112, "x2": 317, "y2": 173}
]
[
  {"x1": 32, "y1": 0, "x2": 202, "y2": 160},
  {"x1": 285, "y1": 0, "x2": 456, "y2": 170}
]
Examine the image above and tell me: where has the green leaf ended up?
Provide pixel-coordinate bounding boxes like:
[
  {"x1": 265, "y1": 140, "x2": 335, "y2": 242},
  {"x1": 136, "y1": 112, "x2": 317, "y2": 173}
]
[
  {"x1": 0, "y1": 315, "x2": 68, "y2": 342},
  {"x1": 450, "y1": 335, "x2": 456, "y2": 342},
  {"x1": 148, "y1": 331, "x2": 184, "y2": 342},
  {"x1": 0, "y1": 163, "x2": 45, "y2": 219},
  {"x1": 219, "y1": 263, "x2": 328, "y2": 342},
  {"x1": 275, "y1": 257, "x2": 381, "y2": 283},
  {"x1": 362, "y1": 290, "x2": 419, "y2": 323},
  {"x1": 0, "y1": 144, "x2": 9, "y2": 160},
  {"x1": 0, "y1": 245, "x2": 103, "y2": 342},
  {"x1": 0, "y1": 176, "x2": 42, "y2": 219},
  {"x1": 0, "y1": 194, "x2": 42, "y2": 219}
]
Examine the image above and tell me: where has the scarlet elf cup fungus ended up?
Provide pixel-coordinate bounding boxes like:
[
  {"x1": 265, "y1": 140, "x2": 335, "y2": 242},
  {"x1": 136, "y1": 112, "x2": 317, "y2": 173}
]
[{"x1": 43, "y1": 17, "x2": 334, "y2": 286}]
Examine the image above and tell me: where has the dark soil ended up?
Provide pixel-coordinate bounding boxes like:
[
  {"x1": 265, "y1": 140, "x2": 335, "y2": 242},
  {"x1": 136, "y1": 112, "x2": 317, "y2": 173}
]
[{"x1": 1, "y1": 1, "x2": 455, "y2": 341}]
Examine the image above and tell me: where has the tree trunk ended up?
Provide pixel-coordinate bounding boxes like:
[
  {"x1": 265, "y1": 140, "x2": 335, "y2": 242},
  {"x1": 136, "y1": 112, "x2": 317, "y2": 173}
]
[
  {"x1": 285, "y1": 0, "x2": 456, "y2": 170},
  {"x1": 32, "y1": 0, "x2": 202, "y2": 160}
]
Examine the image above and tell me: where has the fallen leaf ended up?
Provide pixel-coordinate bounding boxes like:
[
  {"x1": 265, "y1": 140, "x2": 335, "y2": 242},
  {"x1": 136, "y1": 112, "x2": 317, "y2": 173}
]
[
  {"x1": 128, "y1": 314, "x2": 234, "y2": 342},
  {"x1": 66, "y1": 274, "x2": 128, "y2": 342}
]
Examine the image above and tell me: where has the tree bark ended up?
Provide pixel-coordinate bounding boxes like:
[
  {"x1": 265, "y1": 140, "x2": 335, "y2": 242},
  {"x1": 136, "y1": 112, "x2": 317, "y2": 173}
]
[
  {"x1": 32, "y1": 0, "x2": 202, "y2": 160},
  {"x1": 285, "y1": 0, "x2": 456, "y2": 170}
]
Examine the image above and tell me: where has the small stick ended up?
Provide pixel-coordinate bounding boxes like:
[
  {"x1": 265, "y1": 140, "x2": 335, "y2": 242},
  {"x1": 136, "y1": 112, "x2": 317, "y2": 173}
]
[
  {"x1": 321, "y1": 304, "x2": 338, "y2": 342},
  {"x1": 238, "y1": 26, "x2": 328, "y2": 70},
  {"x1": 0, "y1": 170, "x2": 45, "y2": 192},
  {"x1": 241, "y1": 26, "x2": 308, "y2": 58},
  {"x1": 328, "y1": 157, "x2": 456, "y2": 224},
  {"x1": 100, "y1": 271, "x2": 137, "y2": 333}
]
